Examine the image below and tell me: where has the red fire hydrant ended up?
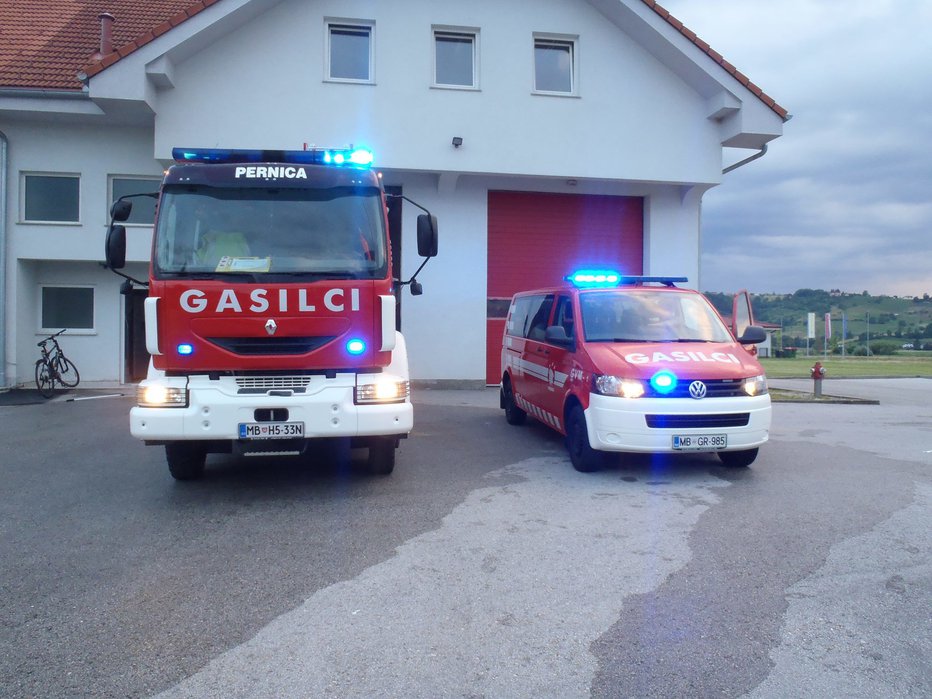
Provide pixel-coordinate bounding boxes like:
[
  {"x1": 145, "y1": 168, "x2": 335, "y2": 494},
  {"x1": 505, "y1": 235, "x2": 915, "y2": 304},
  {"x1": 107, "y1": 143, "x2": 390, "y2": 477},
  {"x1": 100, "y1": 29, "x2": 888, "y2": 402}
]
[{"x1": 810, "y1": 361, "x2": 826, "y2": 397}]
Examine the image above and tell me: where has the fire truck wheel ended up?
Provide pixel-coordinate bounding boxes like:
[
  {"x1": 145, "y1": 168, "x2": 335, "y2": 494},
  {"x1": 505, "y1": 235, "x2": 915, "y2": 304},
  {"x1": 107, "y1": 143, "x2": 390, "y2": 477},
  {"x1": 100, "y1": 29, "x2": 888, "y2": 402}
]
[
  {"x1": 165, "y1": 443, "x2": 207, "y2": 480},
  {"x1": 502, "y1": 378, "x2": 527, "y2": 426},
  {"x1": 367, "y1": 438, "x2": 396, "y2": 475},
  {"x1": 566, "y1": 405, "x2": 603, "y2": 473},
  {"x1": 717, "y1": 448, "x2": 758, "y2": 468}
]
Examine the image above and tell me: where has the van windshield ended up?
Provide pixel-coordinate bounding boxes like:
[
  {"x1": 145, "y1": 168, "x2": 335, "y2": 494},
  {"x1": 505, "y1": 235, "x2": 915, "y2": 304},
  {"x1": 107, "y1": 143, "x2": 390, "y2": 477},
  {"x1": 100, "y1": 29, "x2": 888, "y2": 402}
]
[
  {"x1": 154, "y1": 185, "x2": 387, "y2": 281},
  {"x1": 579, "y1": 290, "x2": 732, "y2": 343}
]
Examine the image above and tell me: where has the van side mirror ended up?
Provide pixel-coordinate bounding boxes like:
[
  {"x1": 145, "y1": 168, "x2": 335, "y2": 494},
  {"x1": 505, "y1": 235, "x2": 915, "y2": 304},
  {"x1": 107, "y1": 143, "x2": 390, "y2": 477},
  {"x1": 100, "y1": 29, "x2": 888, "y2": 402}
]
[
  {"x1": 110, "y1": 199, "x2": 133, "y2": 222},
  {"x1": 416, "y1": 214, "x2": 438, "y2": 258},
  {"x1": 105, "y1": 224, "x2": 127, "y2": 269},
  {"x1": 545, "y1": 325, "x2": 572, "y2": 346},
  {"x1": 738, "y1": 325, "x2": 766, "y2": 345}
]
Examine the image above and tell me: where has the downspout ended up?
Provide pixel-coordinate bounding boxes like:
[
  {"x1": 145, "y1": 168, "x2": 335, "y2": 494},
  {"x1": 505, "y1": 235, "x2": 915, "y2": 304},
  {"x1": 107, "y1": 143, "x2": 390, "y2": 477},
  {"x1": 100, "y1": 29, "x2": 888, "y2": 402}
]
[
  {"x1": 722, "y1": 144, "x2": 767, "y2": 175},
  {"x1": 0, "y1": 129, "x2": 8, "y2": 390}
]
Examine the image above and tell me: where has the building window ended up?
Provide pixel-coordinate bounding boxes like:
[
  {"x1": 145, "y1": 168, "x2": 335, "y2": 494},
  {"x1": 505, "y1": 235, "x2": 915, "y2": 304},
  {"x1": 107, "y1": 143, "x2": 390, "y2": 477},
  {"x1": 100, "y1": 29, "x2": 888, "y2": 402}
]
[
  {"x1": 110, "y1": 176, "x2": 159, "y2": 225},
  {"x1": 433, "y1": 28, "x2": 478, "y2": 89},
  {"x1": 41, "y1": 286, "x2": 94, "y2": 331},
  {"x1": 327, "y1": 21, "x2": 374, "y2": 82},
  {"x1": 22, "y1": 173, "x2": 80, "y2": 223},
  {"x1": 533, "y1": 35, "x2": 577, "y2": 95}
]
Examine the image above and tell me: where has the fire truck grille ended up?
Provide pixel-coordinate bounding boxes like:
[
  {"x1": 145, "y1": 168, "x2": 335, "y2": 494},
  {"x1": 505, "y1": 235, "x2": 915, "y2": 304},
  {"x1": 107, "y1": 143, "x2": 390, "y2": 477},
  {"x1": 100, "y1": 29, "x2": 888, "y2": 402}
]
[
  {"x1": 646, "y1": 413, "x2": 750, "y2": 429},
  {"x1": 207, "y1": 336, "x2": 336, "y2": 356},
  {"x1": 235, "y1": 376, "x2": 313, "y2": 391}
]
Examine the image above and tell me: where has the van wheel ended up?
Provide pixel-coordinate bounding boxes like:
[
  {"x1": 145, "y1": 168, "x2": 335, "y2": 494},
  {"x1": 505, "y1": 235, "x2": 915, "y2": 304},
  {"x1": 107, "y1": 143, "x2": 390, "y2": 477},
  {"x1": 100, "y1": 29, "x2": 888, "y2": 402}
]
[
  {"x1": 566, "y1": 405, "x2": 603, "y2": 472},
  {"x1": 166, "y1": 443, "x2": 207, "y2": 481},
  {"x1": 717, "y1": 448, "x2": 758, "y2": 468},
  {"x1": 367, "y1": 438, "x2": 396, "y2": 475},
  {"x1": 502, "y1": 378, "x2": 527, "y2": 426}
]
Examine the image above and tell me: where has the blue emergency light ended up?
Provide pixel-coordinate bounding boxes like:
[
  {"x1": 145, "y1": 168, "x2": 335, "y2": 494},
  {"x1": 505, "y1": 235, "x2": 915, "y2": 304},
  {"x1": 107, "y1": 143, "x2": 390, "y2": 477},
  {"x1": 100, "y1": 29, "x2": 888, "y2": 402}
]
[
  {"x1": 650, "y1": 369, "x2": 678, "y2": 395},
  {"x1": 566, "y1": 270, "x2": 689, "y2": 289},
  {"x1": 177, "y1": 343, "x2": 194, "y2": 356},
  {"x1": 566, "y1": 270, "x2": 622, "y2": 288},
  {"x1": 346, "y1": 338, "x2": 367, "y2": 355},
  {"x1": 172, "y1": 147, "x2": 374, "y2": 168}
]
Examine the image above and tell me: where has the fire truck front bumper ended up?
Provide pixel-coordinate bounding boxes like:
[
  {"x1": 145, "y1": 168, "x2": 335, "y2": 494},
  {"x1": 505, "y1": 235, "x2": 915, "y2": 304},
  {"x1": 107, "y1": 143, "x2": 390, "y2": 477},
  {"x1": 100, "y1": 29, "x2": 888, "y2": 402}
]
[{"x1": 130, "y1": 373, "x2": 412, "y2": 443}]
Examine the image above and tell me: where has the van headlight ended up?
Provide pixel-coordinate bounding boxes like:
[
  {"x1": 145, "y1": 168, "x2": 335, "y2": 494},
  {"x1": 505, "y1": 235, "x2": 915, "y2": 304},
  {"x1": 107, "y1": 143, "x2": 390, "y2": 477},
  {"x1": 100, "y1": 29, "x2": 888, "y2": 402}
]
[
  {"x1": 594, "y1": 374, "x2": 645, "y2": 399},
  {"x1": 137, "y1": 383, "x2": 188, "y2": 407},
  {"x1": 742, "y1": 374, "x2": 768, "y2": 396},
  {"x1": 355, "y1": 377, "x2": 409, "y2": 404}
]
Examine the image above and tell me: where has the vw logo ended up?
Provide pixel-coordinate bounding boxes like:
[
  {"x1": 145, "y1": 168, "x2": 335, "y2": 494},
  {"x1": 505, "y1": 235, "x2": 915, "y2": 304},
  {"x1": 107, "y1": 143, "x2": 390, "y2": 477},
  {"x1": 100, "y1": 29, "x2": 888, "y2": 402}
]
[
  {"x1": 265, "y1": 319, "x2": 277, "y2": 336},
  {"x1": 688, "y1": 380, "x2": 707, "y2": 399}
]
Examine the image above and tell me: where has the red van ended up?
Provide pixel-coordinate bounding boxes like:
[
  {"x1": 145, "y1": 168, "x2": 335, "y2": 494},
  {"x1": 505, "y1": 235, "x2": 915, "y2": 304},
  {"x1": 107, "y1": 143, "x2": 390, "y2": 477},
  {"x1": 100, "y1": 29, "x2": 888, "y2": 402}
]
[{"x1": 500, "y1": 272, "x2": 771, "y2": 472}]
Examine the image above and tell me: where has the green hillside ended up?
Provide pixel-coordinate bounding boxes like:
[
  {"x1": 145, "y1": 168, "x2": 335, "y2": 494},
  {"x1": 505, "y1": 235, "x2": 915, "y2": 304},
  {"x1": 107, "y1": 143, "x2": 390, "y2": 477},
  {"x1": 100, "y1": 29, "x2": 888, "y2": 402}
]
[{"x1": 703, "y1": 289, "x2": 932, "y2": 355}]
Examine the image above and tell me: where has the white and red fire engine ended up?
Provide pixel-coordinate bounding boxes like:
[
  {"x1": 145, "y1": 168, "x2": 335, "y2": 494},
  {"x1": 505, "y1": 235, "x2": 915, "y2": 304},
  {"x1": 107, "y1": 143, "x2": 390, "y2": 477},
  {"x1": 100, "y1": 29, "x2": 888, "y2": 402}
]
[
  {"x1": 105, "y1": 147, "x2": 437, "y2": 480},
  {"x1": 500, "y1": 271, "x2": 771, "y2": 471}
]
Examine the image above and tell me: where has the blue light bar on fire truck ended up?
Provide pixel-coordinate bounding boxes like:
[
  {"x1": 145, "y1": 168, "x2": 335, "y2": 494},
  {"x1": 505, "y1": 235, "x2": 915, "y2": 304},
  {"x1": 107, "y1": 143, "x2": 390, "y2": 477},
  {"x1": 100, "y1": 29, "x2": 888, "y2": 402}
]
[
  {"x1": 565, "y1": 270, "x2": 689, "y2": 288},
  {"x1": 171, "y1": 147, "x2": 374, "y2": 168}
]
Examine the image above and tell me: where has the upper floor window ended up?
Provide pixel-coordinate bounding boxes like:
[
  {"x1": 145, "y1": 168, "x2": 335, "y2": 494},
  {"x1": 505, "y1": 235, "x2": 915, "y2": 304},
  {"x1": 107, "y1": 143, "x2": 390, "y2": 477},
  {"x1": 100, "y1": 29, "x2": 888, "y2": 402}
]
[
  {"x1": 22, "y1": 173, "x2": 80, "y2": 223},
  {"x1": 109, "y1": 176, "x2": 159, "y2": 225},
  {"x1": 533, "y1": 34, "x2": 577, "y2": 95},
  {"x1": 327, "y1": 20, "x2": 374, "y2": 83},
  {"x1": 433, "y1": 28, "x2": 478, "y2": 89}
]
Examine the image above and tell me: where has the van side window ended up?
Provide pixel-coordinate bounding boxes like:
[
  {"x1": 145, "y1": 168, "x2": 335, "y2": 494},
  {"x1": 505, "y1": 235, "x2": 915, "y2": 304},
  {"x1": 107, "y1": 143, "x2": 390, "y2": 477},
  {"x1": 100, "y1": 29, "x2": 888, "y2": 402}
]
[
  {"x1": 506, "y1": 297, "x2": 532, "y2": 338},
  {"x1": 554, "y1": 295, "x2": 574, "y2": 339},
  {"x1": 526, "y1": 294, "x2": 555, "y2": 340}
]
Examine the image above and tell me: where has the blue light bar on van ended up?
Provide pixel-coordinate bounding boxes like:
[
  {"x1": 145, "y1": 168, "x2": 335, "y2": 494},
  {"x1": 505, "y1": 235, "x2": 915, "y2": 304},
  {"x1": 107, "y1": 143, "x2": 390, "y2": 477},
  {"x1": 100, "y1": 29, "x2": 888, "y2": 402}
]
[
  {"x1": 566, "y1": 271, "x2": 689, "y2": 288},
  {"x1": 172, "y1": 147, "x2": 374, "y2": 168},
  {"x1": 566, "y1": 270, "x2": 622, "y2": 288}
]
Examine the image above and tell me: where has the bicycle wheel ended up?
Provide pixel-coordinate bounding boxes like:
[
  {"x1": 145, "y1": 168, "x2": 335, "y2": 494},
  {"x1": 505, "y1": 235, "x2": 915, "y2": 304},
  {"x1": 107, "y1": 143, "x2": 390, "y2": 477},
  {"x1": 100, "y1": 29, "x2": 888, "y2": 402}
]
[
  {"x1": 35, "y1": 359, "x2": 55, "y2": 398},
  {"x1": 56, "y1": 355, "x2": 80, "y2": 387}
]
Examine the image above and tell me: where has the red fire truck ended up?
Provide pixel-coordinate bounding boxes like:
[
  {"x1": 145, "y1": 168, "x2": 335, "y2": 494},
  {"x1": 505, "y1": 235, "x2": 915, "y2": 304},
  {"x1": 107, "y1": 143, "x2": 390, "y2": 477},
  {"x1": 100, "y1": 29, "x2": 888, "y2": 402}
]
[{"x1": 105, "y1": 147, "x2": 437, "y2": 480}]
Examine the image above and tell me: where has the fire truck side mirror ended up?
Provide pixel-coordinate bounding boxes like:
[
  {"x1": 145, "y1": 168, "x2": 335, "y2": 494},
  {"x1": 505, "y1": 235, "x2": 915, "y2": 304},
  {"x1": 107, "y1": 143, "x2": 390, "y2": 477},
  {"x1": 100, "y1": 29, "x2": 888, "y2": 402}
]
[
  {"x1": 416, "y1": 214, "x2": 438, "y2": 258},
  {"x1": 110, "y1": 199, "x2": 133, "y2": 222},
  {"x1": 106, "y1": 224, "x2": 127, "y2": 269}
]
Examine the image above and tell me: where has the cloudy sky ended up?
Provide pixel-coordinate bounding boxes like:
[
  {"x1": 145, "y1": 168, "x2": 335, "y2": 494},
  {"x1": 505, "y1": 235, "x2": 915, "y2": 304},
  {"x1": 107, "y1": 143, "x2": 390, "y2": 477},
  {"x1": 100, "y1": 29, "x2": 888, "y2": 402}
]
[{"x1": 662, "y1": 0, "x2": 932, "y2": 296}]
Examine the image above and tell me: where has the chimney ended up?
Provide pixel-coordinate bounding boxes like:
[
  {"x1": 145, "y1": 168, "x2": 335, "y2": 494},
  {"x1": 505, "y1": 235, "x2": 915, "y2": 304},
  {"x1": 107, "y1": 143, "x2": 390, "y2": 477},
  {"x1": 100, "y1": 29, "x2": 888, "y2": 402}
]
[{"x1": 92, "y1": 12, "x2": 115, "y2": 61}]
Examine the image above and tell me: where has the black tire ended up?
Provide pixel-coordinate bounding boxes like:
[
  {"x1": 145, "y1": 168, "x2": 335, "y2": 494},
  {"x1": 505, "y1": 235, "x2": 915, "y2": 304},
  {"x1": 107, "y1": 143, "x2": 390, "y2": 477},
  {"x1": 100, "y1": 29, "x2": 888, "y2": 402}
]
[
  {"x1": 367, "y1": 438, "x2": 396, "y2": 475},
  {"x1": 717, "y1": 448, "x2": 758, "y2": 468},
  {"x1": 566, "y1": 405, "x2": 604, "y2": 472},
  {"x1": 165, "y1": 443, "x2": 207, "y2": 481},
  {"x1": 501, "y1": 378, "x2": 527, "y2": 426},
  {"x1": 35, "y1": 360, "x2": 55, "y2": 398},
  {"x1": 55, "y1": 355, "x2": 80, "y2": 388}
]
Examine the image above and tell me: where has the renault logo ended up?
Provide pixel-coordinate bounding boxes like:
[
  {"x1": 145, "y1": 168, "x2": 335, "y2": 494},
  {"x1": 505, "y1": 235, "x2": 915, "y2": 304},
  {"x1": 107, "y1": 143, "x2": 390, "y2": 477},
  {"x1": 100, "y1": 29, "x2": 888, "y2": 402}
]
[
  {"x1": 265, "y1": 319, "x2": 277, "y2": 336},
  {"x1": 688, "y1": 380, "x2": 707, "y2": 399}
]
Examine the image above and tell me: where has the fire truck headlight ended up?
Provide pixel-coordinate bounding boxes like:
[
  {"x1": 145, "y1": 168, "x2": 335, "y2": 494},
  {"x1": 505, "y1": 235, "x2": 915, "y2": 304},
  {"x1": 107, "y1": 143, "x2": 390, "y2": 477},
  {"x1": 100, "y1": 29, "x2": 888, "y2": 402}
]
[
  {"x1": 355, "y1": 377, "x2": 410, "y2": 404},
  {"x1": 742, "y1": 374, "x2": 769, "y2": 396},
  {"x1": 594, "y1": 374, "x2": 645, "y2": 399},
  {"x1": 137, "y1": 383, "x2": 188, "y2": 408}
]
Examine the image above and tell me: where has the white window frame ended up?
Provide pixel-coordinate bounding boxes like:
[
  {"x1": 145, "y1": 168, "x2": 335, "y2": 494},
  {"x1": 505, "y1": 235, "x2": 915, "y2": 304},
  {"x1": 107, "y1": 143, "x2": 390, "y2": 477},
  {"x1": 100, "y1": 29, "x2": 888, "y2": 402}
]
[
  {"x1": 20, "y1": 172, "x2": 81, "y2": 224},
  {"x1": 325, "y1": 19, "x2": 375, "y2": 84},
  {"x1": 108, "y1": 175, "x2": 161, "y2": 227},
  {"x1": 432, "y1": 26, "x2": 479, "y2": 90},
  {"x1": 38, "y1": 284, "x2": 96, "y2": 334},
  {"x1": 532, "y1": 33, "x2": 579, "y2": 96}
]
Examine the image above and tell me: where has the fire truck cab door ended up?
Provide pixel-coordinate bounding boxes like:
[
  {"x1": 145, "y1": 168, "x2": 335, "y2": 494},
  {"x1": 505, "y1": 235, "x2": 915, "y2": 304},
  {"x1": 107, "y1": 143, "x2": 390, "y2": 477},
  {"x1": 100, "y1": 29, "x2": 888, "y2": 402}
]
[{"x1": 519, "y1": 294, "x2": 555, "y2": 412}]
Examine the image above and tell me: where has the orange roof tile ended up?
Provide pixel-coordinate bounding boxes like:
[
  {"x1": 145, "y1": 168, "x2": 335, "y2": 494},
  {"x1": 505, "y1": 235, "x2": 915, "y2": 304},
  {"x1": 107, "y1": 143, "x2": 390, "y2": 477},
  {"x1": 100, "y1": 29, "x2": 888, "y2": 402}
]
[{"x1": 0, "y1": 0, "x2": 788, "y2": 120}]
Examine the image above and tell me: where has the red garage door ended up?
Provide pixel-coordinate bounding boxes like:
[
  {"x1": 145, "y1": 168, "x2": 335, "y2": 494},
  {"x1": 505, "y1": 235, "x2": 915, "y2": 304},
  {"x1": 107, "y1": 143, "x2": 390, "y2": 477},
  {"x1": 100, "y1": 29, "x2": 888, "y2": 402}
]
[{"x1": 486, "y1": 191, "x2": 644, "y2": 384}]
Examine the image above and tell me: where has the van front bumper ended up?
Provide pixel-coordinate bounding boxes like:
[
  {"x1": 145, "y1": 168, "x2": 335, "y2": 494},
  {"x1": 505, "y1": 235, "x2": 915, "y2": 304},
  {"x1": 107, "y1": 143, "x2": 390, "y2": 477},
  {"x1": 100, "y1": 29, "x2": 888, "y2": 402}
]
[{"x1": 585, "y1": 393, "x2": 771, "y2": 453}]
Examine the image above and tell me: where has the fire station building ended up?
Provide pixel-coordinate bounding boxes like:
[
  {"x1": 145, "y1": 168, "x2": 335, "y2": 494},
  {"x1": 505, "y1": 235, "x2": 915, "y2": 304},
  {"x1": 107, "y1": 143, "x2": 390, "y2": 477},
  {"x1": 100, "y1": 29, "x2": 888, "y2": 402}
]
[{"x1": 0, "y1": 0, "x2": 786, "y2": 389}]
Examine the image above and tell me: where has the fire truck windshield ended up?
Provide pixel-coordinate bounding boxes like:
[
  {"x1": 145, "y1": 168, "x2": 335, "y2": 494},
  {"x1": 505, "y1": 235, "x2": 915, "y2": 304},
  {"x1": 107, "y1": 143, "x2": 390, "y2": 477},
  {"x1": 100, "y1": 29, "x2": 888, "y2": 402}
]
[
  {"x1": 154, "y1": 185, "x2": 388, "y2": 280},
  {"x1": 579, "y1": 289, "x2": 732, "y2": 343}
]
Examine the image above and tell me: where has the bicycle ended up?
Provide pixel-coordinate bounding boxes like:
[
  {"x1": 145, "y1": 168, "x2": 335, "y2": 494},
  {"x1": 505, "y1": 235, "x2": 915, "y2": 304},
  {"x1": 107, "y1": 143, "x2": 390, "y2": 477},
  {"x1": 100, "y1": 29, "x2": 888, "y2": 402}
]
[{"x1": 35, "y1": 329, "x2": 80, "y2": 398}]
